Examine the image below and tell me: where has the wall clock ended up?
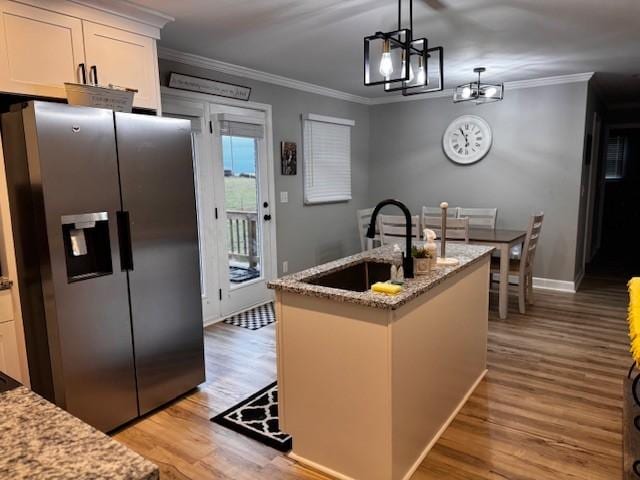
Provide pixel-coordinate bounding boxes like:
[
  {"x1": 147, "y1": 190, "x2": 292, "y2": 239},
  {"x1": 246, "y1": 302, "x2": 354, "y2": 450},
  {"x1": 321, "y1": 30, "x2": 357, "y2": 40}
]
[{"x1": 442, "y1": 115, "x2": 492, "y2": 165}]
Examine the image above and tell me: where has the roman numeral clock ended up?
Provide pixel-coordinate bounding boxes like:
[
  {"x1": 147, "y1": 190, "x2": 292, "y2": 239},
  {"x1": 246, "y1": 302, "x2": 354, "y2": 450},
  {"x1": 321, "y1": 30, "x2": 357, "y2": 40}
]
[{"x1": 442, "y1": 115, "x2": 493, "y2": 165}]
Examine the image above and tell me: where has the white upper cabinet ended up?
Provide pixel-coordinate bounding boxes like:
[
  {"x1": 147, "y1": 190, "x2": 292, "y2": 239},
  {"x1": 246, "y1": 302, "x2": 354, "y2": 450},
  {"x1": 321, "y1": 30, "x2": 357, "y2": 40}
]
[
  {"x1": 82, "y1": 21, "x2": 159, "y2": 110},
  {"x1": 0, "y1": 1, "x2": 85, "y2": 98},
  {"x1": 0, "y1": 0, "x2": 168, "y2": 111}
]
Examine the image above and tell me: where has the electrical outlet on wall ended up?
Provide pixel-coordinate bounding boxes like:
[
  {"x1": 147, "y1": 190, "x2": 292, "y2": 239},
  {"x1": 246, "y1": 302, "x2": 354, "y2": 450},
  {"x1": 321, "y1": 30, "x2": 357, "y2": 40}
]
[
  {"x1": 282, "y1": 261, "x2": 288, "y2": 273},
  {"x1": 280, "y1": 191, "x2": 288, "y2": 203}
]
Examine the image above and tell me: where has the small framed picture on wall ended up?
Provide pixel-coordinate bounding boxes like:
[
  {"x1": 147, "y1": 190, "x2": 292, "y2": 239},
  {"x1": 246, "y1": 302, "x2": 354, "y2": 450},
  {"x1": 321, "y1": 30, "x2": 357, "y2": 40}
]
[{"x1": 281, "y1": 141, "x2": 297, "y2": 175}]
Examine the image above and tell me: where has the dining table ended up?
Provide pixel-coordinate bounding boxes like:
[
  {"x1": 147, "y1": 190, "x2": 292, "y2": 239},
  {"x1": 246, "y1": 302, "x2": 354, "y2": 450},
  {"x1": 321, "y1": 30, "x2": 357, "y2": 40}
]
[{"x1": 467, "y1": 228, "x2": 527, "y2": 319}]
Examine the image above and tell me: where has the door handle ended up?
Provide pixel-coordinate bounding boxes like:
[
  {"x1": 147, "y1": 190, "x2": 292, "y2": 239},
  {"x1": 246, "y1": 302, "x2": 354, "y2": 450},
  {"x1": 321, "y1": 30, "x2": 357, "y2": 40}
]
[
  {"x1": 78, "y1": 63, "x2": 87, "y2": 84},
  {"x1": 263, "y1": 214, "x2": 272, "y2": 221},
  {"x1": 90, "y1": 65, "x2": 99, "y2": 85},
  {"x1": 116, "y1": 211, "x2": 134, "y2": 271}
]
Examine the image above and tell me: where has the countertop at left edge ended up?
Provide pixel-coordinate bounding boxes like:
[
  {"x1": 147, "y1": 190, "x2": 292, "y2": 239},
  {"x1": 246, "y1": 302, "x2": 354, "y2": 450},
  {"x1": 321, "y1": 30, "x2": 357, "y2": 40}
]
[{"x1": 0, "y1": 386, "x2": 159, "y2": 480}]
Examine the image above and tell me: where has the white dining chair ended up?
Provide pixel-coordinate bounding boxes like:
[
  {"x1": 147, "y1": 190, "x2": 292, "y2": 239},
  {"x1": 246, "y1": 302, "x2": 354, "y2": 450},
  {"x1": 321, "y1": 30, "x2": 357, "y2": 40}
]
[
  {"x1": 356, "y1": 208, "x2": 380, "y2": 251},
  {"x1": 490, "y1": 212, "x2": 544, "y2": 314},
  {"x1": 378, "y1": 214, "x2": 421, "y2": 245},
  {"x1": 458, "y1": 207, "x2": 497, "y2": 230},
  {"x1": 422, "y1": 205, "x2": 458, "y2": 219},
  {"x1": 422, "y1": 216, "x2": 469, "y2": 243}
]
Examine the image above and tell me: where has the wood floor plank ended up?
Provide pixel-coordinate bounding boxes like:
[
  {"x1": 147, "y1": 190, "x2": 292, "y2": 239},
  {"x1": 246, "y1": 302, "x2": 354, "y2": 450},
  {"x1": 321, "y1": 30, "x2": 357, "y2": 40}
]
[{"x1": 114, "y1": 276, "x2": 630, "y2": 479}]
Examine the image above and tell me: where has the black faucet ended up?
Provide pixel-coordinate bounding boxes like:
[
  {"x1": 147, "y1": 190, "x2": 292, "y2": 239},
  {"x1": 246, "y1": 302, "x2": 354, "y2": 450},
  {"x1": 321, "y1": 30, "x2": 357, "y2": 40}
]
[{"x1": 366, "y1": 199, "x2": 414, "y2": 278}]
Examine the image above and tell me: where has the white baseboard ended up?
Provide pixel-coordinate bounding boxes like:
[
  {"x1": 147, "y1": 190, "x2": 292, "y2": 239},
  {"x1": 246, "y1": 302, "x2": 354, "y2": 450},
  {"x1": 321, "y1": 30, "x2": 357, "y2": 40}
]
[
  {"x1": 532, "y1": 277, "x2": 576, "y2": 293},
  {"x1": 288, "y1": 369, "x2": 488, "y2": 480},
  {"x1": 287, "y1": 452, "x2": 357, "y2": 480},
  {"x1": 574, "y1": 270, "x2": 585, "y2": 291},
  {"x1": 202, "y1": 315, "x2": 223, "y2": 328},
  {"x1": 202, "y1": 299, "x2": 274, "y2": 328},
  {"x1": 492, "y1": 273, "x2": 577, "y2": 293}
]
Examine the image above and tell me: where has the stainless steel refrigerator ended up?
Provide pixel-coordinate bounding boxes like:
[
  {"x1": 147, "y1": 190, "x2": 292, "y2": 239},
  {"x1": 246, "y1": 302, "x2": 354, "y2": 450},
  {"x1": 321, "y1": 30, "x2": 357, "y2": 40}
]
[{"x1": 1, "y1": 101, "x2": 205, "y2": 432}]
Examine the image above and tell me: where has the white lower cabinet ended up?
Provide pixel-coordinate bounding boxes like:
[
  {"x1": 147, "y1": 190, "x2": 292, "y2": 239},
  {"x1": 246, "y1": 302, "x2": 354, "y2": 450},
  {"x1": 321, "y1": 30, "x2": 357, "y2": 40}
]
[{"x1": 0, "y1": 320, "x2": 20, "y2": 380}]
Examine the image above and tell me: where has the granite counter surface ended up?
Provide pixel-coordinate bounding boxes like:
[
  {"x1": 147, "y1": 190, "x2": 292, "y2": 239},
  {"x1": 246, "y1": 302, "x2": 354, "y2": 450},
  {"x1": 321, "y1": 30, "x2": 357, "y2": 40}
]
[
  {"x1": 0, "y1": 386, "x2": 158, "y2": 480},
  {"x1": 268, "y1": 243, "x2": 494, "y2": 310}
]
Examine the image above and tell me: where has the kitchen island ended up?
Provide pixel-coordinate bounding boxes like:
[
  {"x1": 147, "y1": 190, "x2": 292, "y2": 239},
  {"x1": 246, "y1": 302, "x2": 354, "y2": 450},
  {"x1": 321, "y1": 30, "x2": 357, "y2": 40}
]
[
  {"x1": 0, "y1": 385, "x2": 158, "y2": 480},
  {"x1": 269, "y1": 243, "x2": 493, "y2": 480}
]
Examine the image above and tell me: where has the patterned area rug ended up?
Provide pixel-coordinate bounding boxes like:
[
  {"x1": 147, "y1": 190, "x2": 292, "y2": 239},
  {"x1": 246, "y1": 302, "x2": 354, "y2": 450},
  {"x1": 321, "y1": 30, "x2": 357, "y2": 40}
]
[
  {"x1": 211, "y1": 382, "x2": 292, "y2": 452},
  {"x1": 223, "y1": 303, "x2": 275, "y2": 330}
]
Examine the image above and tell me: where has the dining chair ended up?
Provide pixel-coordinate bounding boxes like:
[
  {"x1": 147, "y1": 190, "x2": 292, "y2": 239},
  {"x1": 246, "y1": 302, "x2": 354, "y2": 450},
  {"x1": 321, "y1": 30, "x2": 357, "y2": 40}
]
[
  {"x1": 356, "y1": 208, "x2": 380, "y2": 251},
  {"x1": 458, "y1": 207, "x2": 497, "y2": 230},
  {"x1": 490, "y1": 212, "x2": 544, "y2": 314},
  {"x1": 422, "y1": 216, "x2": 470, "y2": 243},
  {"x1": 422, "y1": 206, "x2": 458, "y2": 219},
  {"x1": 378, "y1": 214, "x2": 421, "y2": 245}
]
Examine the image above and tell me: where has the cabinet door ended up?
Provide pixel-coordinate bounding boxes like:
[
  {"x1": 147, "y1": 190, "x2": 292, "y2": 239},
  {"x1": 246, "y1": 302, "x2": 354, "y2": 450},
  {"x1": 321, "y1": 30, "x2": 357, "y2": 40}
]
[
  {"x1": 0, "y1": 0, "x2": 85, "y2": 97},
  {"x1": 83, "y1": 21, "x2": 160, "y2": 110},
  {"x1": 0, "y1": 321, "x2": 20, "y2": 380}
]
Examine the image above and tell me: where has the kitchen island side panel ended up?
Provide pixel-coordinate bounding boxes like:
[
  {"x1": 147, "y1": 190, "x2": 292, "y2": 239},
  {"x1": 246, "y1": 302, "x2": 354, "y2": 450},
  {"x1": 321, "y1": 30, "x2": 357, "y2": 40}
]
[
  {"x1": 391, "y1": 258, "x2": 490, "y2": 480},
  {"x1": 277, "y1": 291, "x2": 393, "y2": 480}
]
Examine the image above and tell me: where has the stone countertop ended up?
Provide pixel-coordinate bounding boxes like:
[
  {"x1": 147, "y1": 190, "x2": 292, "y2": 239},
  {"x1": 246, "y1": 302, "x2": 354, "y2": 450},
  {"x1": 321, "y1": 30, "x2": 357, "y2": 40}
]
[
  {"x1": 0, "y1": 386, "x2": 158, "y2": 480},
  {"x1": 268, "y1": 243, "x2": 494, "y2": 310}
]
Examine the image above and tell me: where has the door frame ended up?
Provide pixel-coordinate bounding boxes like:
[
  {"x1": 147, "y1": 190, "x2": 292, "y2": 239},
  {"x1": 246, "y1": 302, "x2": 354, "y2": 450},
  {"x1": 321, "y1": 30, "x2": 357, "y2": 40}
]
[
  {"x1": 160, "y1": 86, "x2": 277, "y2": 325},
  {"x1": 581, "y1": 111, "x2": 601, "y2": 271}
]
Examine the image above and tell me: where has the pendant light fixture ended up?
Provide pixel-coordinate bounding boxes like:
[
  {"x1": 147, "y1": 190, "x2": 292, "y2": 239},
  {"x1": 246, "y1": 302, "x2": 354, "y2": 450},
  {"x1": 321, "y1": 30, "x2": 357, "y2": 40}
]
[
  {"x1": 453, "y1": 67, "x2": 504, "y2": 104},
  {"x1": 364, "y1": 0, "x2": 444, "y2": 96}
]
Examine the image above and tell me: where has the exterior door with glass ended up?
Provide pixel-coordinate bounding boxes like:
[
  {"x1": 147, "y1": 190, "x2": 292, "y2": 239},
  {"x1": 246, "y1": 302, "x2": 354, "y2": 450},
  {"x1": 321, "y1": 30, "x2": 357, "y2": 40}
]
[{"x1": 210, "y1": 104, "x2": 275, "y2": 317}]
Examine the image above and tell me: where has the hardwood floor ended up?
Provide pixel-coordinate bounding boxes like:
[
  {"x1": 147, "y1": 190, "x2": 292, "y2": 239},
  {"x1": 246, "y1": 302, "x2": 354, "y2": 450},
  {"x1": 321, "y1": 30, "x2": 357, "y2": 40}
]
[{"x1": 114, "y1": 276, "x2": 630, "y2": 479}]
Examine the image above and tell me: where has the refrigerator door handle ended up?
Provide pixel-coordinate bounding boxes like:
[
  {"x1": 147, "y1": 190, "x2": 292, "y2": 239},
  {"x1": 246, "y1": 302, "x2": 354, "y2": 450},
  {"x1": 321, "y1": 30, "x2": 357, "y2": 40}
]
[{"x1": 116, "y1": 211, "x2": 134, "y2": 271}]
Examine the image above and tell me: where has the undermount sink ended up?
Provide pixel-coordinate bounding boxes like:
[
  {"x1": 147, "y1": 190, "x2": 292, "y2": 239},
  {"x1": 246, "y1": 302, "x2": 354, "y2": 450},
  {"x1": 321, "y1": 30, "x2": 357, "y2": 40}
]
[{"x1": 304, "y1": 261, "x2": 393, "y2": 292}]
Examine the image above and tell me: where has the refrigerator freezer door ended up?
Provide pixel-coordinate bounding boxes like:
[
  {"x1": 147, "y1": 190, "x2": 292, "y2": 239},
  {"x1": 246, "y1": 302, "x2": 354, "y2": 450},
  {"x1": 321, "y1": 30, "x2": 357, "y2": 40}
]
[
  {"x1": 115, "y1": 113, "x2": 205, "y2": 414},
  {"x1": 25, "y1": 102, "x2": 138, "y2": 430}
]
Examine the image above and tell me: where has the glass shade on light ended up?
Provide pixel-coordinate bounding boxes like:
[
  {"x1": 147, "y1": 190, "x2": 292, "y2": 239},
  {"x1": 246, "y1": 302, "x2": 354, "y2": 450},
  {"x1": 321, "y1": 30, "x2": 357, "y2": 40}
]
[
  {"x1": 453, "y1": 82, "x2": 504, "y2": 103},
  {"x1": 379, "y1": 40, "x2": 394, "y2": 77},
  {"x1": 364, "y1": 29, "x2": 411, "y2": 86},
  {"x1": 453, "y1": 68, "x2": 504, "y2": 104},
  {"x1": 384, "y1": 38, "x2": 428, "y2": 93},
  {"x1": 401, "y1": 46, "x2": 444, "y2": 96}
]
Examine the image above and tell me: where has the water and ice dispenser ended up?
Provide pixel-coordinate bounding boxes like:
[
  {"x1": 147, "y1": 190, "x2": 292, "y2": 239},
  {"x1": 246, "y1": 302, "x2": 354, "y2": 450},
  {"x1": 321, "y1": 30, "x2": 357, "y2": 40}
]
[{"x1": 61, "y1": 212, "x2": 113, "y2": 282}]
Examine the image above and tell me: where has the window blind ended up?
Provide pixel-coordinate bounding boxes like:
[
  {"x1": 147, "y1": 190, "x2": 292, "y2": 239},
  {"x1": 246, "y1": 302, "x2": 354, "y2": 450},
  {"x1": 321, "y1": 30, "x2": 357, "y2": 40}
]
[
  {"x1": 164, "y1": 113, "x2": 202, "y2": 133},
  {"x1": 217, "y1": 113, "x2": 264, "y2": 138},
  {"x1": 303, "y1": 114, "x2": 354, "y2": 204},
  {"x1": 606, "y1": 135, "x2": 626, "y2": 180}
]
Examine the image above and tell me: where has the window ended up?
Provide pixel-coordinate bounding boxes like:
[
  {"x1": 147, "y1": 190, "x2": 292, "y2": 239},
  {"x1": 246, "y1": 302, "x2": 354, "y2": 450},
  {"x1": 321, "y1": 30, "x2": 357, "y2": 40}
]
[
  {"x1": 605, "y1": 134, "x2": 627, "y2": 180},
  {"x1": 302, "y1": 114, "x2": 355, "y2": 204},
  {"x1": 217, "y1": 113, "x2": 265, "y2": 285}
]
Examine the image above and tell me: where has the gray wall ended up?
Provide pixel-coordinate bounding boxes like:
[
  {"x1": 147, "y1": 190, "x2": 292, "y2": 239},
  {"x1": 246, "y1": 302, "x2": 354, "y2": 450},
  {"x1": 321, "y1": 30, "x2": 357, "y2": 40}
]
[
  {"x1": 158, "y1": 59, "x2": 370, "y2": 275},
  {"x1": 368, "y1": 82, "x2": 589, "y2": 282}
]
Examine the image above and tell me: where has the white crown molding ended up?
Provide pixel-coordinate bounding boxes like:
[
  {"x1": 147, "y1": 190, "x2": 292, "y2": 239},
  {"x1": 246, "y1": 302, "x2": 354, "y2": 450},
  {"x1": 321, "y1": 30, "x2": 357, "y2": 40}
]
[
  {"x1": 158, "y1": 48, "x2": 593, "y2": 106},
  {"x1": 368, "y1": 72, "x2": 595, "y2": 105},
  {"x1": 69, "y1": 0, "x2": 174, "y2": 29},
  {"x1": 158, "y1": 47, "x2": 371, "y2": 105}
]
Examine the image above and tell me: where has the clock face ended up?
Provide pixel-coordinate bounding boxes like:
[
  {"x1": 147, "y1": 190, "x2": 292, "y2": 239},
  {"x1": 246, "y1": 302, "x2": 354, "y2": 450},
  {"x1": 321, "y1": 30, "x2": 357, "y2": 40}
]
[{"x1": 442, "y1": 115, "x2": 492, "y2": 165}]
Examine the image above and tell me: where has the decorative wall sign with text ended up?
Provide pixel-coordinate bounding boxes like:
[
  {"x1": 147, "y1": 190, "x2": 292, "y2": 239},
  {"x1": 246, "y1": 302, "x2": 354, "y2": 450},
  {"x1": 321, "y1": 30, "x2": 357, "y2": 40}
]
[
  {"x1": 281, "y1": 142, "x2": 297, "y2": 175},
  {"x1": 169, "y1": 72, "x2": 251, "y2": 101}
]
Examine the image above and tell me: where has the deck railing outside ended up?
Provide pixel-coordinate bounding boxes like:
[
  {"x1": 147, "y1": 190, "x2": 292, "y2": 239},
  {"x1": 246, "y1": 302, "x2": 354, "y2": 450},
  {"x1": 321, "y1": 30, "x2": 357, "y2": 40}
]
[{"x1": 227, "y1": 210, "x2": 259, "y2": 268}]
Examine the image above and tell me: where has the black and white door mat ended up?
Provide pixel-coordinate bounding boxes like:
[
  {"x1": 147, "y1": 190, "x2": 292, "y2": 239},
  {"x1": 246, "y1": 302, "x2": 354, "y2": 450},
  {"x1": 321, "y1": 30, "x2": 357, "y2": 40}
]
[
  {"x1": 223, "y1": 303, "x2": 275, "y2": 330},
  {"x1": 211, "y1": 382, "x2": 292, "y2": 452}
]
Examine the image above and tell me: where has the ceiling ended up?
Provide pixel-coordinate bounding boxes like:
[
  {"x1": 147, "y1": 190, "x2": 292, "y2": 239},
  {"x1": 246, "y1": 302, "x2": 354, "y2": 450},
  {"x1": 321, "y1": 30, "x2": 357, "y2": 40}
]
[{"x1": 130, "y1": 0, "x2": 640, "y2": 101}]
